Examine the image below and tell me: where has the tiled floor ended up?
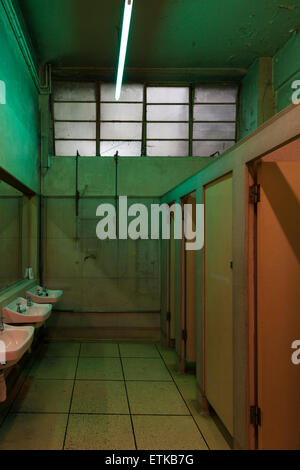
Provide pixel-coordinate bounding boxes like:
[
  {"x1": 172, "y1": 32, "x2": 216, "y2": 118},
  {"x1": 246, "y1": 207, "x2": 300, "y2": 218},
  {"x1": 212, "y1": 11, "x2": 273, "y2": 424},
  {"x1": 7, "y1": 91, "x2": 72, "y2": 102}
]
[{"x1": 0, "y1": 341, "x2": 230, "y2": 450}]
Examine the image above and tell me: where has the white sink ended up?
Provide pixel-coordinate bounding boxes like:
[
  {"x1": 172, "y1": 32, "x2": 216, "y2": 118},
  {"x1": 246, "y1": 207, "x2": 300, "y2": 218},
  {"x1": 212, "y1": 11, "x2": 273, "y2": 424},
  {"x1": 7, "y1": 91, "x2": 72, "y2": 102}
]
[
  {"x1": 2, "y1": 297, "x2": 52, "y2": 328},
  {"x1": 26, "y1": 285, "x2": 63, "y2": 305},
  {"x1": 0, "y1": 324, "x2": 34, "y2": 402},
  {"x1": 0, "y1": 324, "x2": 34, "y2": 366}
]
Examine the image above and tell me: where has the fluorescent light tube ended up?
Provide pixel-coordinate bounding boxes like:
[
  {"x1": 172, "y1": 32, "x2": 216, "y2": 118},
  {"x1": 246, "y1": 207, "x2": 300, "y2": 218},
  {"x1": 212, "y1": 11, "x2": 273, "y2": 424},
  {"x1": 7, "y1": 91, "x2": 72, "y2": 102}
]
[{"x1": 115, "y1": 0, "x2": 133, "y2": 101}]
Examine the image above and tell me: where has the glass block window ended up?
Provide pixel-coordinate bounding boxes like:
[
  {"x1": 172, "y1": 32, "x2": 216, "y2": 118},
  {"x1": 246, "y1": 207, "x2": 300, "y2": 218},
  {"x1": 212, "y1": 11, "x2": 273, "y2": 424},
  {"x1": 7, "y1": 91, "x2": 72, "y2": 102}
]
[
  {"x1": 53, "y1": 81, "x2": 97, "y2": 156},
  {"x1": 53, "y1": 82, "x2": 238, "y2": 157},
  {"x1": 193, "y1": 85, "x2": 238, "y2": 156},
  {"x1": 100, "y1": 83, "x2": 143, "y2": 157},
  {"x1": 146, "y1": 86, "x2": 189, "y2": 157}
]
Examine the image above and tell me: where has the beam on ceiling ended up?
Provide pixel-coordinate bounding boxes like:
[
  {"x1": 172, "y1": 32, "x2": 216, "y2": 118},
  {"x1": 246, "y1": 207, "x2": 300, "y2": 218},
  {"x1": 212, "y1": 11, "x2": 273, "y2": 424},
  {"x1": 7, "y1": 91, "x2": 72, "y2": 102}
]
[{"x1": 52, "y1": 67, "x2": 248, "y2": 83}]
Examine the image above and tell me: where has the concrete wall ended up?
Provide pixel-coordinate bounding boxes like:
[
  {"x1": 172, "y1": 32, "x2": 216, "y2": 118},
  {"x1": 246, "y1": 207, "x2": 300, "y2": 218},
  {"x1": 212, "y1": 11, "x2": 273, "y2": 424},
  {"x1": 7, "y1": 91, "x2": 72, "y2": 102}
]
[
  {"x1": 160, "y1": 104, "x2": 300, "y2": 449},
  {"x1": 240, "y1": 58, "x2": 275, "y2": 139},
  {"x1": 43, "y1": 156, "x2": 210, "y2": 197},
  {"x1": 0, "y1": 2, "x2": 40, "y2": 192},
  {"x1": 43, "y1": 196, "x2": 161, "y2": 313},
  {"x1": 240, "y1": 32, "x2": 300, "y2": 139},
  {"x1": 240, "y1": 60, "x2": 259, "y2": 139},
  {"x1": 42, "y1": 155, "x2": 209, "y2": 315},
  {"x1": 274, "y1": 31, "x2": 300, "y2": 112}
]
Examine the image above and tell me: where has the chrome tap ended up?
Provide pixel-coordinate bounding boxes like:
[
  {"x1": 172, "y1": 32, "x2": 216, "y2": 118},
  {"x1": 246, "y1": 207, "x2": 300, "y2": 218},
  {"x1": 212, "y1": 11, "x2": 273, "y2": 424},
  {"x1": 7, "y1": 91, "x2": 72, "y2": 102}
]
[
  {"x1": 0, "y1": 316, "x2": 4, "y2": 332},
  {"x1": 26, "y1": 296, "x2": 33, "y2": 307},
  {"x1": 37, "y1": 288, "x2": 43, "y2": 296},
  {"x1": 16, "y1": 302, "x2": 26, "y2": 314}
]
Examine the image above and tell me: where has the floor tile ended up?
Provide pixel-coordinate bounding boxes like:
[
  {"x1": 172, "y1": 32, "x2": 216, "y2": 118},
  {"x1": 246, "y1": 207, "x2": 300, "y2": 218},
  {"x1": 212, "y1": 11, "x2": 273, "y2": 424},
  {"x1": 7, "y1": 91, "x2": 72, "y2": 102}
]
[
  {"x1": 173, "y1": 375, "x2": 198, "y2": 400},
  {"x1": 39, "y1": 342, "x2": 80, "y2": 357},
  {"x1": 119, "y1": 343, "x2": 160, "y2": 358},
  {"x1": 122, "y1": 358, "x2": 172, "y2": 381},
  {"x1": 157, "y1": 348, "x2": 177, "y2": 368},
  {"x1": 133, "y1": 416, "x2": 208, "y2": 450},
  {"x1": 127, "y1": 381, "x2": 189, "y2": 415},
  {"x1": 64, "y1": 414, "x2": 135, "y2": 450},
  {"x1": 0, "y1": 413, "x2": 68, "y2": 450},
  {"x1": 28, "y1": 356, "x2": 78, "y2": 380},
  {"x1": 80, "y1": 343, "x2": 119, "y2": 358},
  {"x1": 12, "y1": 379, "x2": 73, "y2": 413},
  {"x1": 71, "y1": 380, "x2": 129, "y2": 414},
  {"x1": 76, "y1": 357, "x2": 123, "y2": 380},
  {"x1": 188, "y1": 400, "x2": 231, "y2": 450}
]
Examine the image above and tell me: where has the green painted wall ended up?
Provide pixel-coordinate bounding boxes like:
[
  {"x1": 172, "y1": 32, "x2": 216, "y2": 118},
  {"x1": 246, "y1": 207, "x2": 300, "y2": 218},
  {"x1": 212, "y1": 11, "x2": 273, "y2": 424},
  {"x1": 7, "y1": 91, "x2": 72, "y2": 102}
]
[
  {"x1": 239, "y1": 60, "x2": 259, "y2": 139},
  {"x1": 0, "y1": 2, "x2": 40, "y2": 192},
  {"x1": 240, "y1": 32, "x2": 300, "y2": 139},
  {"x1": 274, "y1": 31, "x2": 300, "y2": 112},
  {"x1": 44, "y1": 156, "x2": 210, "y2": 197}
]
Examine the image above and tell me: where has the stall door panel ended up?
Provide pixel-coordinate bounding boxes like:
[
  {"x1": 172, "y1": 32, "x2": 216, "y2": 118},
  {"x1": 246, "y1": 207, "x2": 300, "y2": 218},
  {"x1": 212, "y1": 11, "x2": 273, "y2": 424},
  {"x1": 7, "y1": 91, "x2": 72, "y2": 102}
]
[
  {"x1": 257, "y1": 162, "x2": 300, "y2": 450},
  {"x1": 205, "y1": 174, "x2": 233, "y2": 435}
]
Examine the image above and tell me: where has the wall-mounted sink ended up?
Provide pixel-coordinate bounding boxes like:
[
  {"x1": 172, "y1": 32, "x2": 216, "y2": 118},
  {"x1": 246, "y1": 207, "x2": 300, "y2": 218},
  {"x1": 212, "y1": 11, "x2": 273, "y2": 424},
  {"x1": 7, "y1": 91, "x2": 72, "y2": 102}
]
[
  {"x1": 2, "y1": 297, "x2": 52, "y2": 328},
  {"x1": 26, "y1": 285, "x2": 63, "y2": 305},
  {"x1": 0, "y1": 324, "x2": 34, "y2": 402}
]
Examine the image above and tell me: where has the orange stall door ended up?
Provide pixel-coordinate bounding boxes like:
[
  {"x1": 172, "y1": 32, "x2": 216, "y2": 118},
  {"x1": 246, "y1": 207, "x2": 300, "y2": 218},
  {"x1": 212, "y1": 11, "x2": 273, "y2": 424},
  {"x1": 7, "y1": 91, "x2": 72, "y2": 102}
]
[{"x1": 257, "y1": 162, "x2": 300, "y2": 449}]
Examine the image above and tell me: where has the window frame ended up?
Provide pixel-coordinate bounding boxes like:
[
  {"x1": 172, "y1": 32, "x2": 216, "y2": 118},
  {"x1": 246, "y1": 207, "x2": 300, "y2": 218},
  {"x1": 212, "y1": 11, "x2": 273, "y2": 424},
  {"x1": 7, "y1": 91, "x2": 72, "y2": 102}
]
[{"x1": 52, "y1": 81, "x2": 239, "y2": 157}]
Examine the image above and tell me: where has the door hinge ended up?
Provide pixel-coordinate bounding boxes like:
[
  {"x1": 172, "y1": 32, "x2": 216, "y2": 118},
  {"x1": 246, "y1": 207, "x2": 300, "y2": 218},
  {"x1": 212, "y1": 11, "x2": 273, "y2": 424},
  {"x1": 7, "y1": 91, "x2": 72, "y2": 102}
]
[
  {"x1": 249, "y1": 184, "x2": 261, "y2": 204},
  {"x1": 250, "y1": 405, "x2": 261, "y2": 427},
  {"x1": 182, "y1": 329, "x2": 187, "y2": 342},
  {"x1": 167, "y1": 312, "x2": 171, "y2": 322}
]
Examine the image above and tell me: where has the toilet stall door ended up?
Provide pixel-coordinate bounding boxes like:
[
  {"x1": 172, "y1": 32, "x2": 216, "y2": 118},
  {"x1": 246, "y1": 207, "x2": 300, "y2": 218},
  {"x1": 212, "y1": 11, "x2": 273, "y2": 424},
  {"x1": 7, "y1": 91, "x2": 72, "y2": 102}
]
[
  {"x1": 257, "y1": 162, "x2": 300, "y2": 450},
  {"x1": 204, "y1": 173, "x2": 233, "y2": 435}
]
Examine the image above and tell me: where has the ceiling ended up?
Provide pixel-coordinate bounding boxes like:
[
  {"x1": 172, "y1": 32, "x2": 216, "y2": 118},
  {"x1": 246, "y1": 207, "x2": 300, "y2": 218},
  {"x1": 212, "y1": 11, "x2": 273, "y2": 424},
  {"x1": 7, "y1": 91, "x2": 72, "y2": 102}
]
[{"x1": 16, "y1": 0, "x2": 299, "y2": 71}]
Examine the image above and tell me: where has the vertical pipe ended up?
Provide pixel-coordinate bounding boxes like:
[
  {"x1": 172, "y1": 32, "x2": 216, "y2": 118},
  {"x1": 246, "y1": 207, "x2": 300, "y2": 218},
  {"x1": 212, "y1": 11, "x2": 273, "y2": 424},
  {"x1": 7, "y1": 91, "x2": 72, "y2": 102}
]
[{"x1": 114, "y1": 151, "x2": 119, "y2": 238}]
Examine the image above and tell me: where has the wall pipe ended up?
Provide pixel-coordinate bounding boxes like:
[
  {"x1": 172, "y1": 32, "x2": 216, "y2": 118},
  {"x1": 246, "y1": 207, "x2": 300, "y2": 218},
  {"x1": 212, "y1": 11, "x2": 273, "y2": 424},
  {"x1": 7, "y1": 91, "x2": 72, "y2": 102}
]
[{"x1": 1, "y1": 0, "x2": 51, "y2": 94}]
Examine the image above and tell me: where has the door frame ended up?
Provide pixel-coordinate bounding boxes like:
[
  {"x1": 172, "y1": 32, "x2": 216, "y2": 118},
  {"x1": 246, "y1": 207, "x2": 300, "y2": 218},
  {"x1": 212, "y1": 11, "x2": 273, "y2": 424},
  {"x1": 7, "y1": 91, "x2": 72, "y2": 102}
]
[
  {"x1": 179, "y1": 191, "x2": 198, "y2": 373},
  {"x1": 246, "y1": 162, "x2": 259, "y2": 450},
  {"x1": 166, "y1": 202, "x2": 176, "y2": 349}
]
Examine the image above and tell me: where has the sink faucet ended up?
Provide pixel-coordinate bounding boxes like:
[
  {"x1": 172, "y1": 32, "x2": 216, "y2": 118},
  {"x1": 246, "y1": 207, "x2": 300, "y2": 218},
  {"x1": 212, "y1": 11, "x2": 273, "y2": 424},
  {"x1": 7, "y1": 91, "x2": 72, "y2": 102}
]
[
  {"x1": 0, "y1": 316, "x2": 4, "y2": 332},
  {"x1": 26, "y1": 296, "x2": 33, "y2": 307},
  {"x1": 16, "y1": 302, "x2": 26, "y2": 314},
  {"x1": 42, "y1": 287, "x2": 49, "y2": 297}
]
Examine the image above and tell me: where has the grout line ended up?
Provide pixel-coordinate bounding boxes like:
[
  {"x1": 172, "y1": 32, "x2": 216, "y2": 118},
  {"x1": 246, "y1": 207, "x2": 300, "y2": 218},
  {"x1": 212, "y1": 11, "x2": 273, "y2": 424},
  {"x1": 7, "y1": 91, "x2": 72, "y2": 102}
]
[
  {"x1": 118, "y1": 343, "x2": 138, "y2": 450},
  {"x1": 24, "y1": 377, "x2": 173, "y2": 382},
  {"x1": 155, "y1": 344, "x2": 211, "y2": 450},
  {"x1": 38, "y1": 355, "x2": 161, "y2": 359},
  {"x1": 8, "y1": 411, "x2": 191, "y2": 417},
  {"x1": 62, "y1": 343, "x2": 82, "y2": 450}
]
